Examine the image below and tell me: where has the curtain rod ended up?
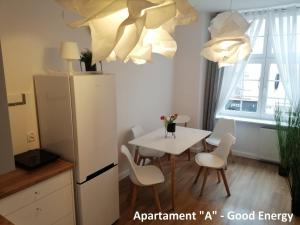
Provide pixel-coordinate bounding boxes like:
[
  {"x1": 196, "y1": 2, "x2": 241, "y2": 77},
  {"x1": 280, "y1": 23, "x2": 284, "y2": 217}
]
[{"x1": 239, "y1": 3, "x2": 300, "y2": 13}]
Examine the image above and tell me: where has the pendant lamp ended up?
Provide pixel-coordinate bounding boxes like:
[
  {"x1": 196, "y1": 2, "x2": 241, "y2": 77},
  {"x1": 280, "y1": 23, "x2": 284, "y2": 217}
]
[
  {"x1": 201, "y1": 8, "x2": 252, "y2": 67},
  {"x1": 56, "y1": 0, "x2": 198, "y2": 64}
]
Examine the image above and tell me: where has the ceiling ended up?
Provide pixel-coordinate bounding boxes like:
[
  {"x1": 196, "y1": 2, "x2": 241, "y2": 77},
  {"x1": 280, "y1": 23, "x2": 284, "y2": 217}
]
[{"x1": 189, "y1": 0, "x2": 299, "y2": 12}]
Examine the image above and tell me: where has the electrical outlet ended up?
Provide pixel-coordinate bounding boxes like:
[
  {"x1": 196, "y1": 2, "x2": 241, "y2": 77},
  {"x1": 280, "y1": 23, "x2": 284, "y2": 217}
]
[{"x1": 27, "y1": 131, "x2": 36, "y2": 143}]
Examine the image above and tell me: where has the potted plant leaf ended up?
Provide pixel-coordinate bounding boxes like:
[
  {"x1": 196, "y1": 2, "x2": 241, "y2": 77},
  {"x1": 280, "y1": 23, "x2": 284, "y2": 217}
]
[
  {"x1": 275, "y1": 104, "x2": 300, "y2": 216},
  {"x1": 289, "y1": 106, "x2": 300, "y2": 216},
  {"x1": 275, "y1": 106, "x2": 289, "y2": 176},
  {"x1": 160, "y1": 113, "x2": 178, "y2": 138},
  {"x1": 80, "y1": 49, "x2": 103, "y2": 72}
]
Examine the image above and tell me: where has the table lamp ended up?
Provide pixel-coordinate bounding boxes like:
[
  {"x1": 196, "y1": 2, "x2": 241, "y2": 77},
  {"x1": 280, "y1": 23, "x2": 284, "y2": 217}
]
[{"x1": 60, "y1": 41, "x2": 80, "y2": 75}]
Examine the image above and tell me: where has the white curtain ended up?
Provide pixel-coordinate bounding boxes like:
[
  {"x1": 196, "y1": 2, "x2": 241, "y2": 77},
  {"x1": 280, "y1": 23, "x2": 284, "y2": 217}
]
[
  {"x1": 216, "y1": 11, "x2": 265, "y2": 115},
  {"x1": 268, "y1": 7, "x2": 300, "y2": 108}
]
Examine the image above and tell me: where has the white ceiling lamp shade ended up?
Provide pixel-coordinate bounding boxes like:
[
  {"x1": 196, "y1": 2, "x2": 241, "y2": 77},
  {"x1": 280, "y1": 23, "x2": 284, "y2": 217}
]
[
  {"x1": 56, "y1": 0, "x2": 197, "y2": 64},
  {"x1": 201, "y1": 11, "x2": 252, "y2": 67}
]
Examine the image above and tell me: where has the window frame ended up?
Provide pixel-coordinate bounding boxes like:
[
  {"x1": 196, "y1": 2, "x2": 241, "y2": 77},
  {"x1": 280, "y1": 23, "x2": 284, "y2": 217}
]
[{"x1": 219, "y1": 14, "x2": 291, "y2": 121}]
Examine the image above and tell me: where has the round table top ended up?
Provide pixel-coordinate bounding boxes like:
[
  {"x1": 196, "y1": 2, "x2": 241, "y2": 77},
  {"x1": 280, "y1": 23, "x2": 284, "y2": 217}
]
[{"x1": 175, "y1": 114, "x2": 191, "y2": 124}]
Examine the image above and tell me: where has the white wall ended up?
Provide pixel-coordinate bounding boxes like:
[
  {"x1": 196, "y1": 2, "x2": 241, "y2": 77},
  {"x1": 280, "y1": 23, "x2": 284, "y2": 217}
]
[
  {"x1": 173, "y1": 13, "x2": 211, "y2": 129},
  {"x1": 232, "y1": 122, "x2": 279, "y2": 162},
  {"x1": 105, "y1": 59, "x2": 173, "y2": 174},
  {"x1": 0, "y1": 0, "x2": 174, "y2": 175},
  {"x1": 0, "y1": 0, "x2": 91, "y2": 154}
]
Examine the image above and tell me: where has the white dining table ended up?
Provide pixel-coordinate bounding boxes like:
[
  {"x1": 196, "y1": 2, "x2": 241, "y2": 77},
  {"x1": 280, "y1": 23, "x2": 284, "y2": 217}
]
[{"x1": 128, "y1": 126, "x2": 211, "y2": 210}]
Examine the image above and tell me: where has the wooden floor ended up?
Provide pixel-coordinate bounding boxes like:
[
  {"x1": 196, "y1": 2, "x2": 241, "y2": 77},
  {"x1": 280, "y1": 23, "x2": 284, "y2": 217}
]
[{"x1": 116, "y1": 154, "x2": 300, "y2": 225}]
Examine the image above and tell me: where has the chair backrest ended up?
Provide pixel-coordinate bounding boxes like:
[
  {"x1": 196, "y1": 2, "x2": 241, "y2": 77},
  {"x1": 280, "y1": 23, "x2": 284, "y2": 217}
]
[
  {"x1": 211, "y1": 118, "x2": 236, "y2": 139},
  {"x1": 120, "y1": 145, "x2": 139, "y2": 182},
  {"x1": 131, "y1": 125, "x2": 145, "y2": 139},
  {"x1": 175, "y1": 115, "x2": 191, "y2": 125},
  {"x1": 213, "y1": 133, "x2": 236, "y2": 161}
]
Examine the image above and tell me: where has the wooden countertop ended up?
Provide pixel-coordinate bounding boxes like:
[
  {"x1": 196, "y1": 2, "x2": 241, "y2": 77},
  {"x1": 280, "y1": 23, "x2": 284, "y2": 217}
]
[
  {"x1": 0, "y1": 215, "x2": 14, "y2": 225},
  {"x1": 0, "y1": 159, "x2": 73, "y2": 200}
]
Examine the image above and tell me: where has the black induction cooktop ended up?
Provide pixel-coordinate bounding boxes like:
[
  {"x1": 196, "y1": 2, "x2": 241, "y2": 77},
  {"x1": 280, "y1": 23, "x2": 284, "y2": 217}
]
[{"x1": 14, "y1": 149, "x2": 60, "y2": 170}]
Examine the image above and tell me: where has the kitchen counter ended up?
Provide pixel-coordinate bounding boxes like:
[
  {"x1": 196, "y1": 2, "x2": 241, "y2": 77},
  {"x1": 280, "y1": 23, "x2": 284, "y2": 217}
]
[
  {"x1": 0, "y1": 215, "x2": 14, "y2": 225},
  {"x1": 0, "y1": 159, "x2": 73, "y2": 200}
]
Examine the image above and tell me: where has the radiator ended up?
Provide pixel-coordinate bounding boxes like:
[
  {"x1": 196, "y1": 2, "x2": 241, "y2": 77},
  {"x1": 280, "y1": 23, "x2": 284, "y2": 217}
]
[{"x1": 259, "y1": 127, "x2": 280, "y2": 163}]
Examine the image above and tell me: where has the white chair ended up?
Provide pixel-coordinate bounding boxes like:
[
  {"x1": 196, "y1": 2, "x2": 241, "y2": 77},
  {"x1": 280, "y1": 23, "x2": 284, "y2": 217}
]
[
  {"x1": 194, "y1": 133, "x2": 236, "y2": 197},
  {"x1": 175, "y1": 114, "x2": 191, "y2": 127},
  {"x1": 121, "y1": 145, "x2": 165, "y2": 213},
  {"x1": 131, "y1": 125, "x2": 165, "y2": 169},
  {"x1": 175, "y1": 114, "x2": 192, "y2": 160},
  {"x1": 205, "y1": 118, "x2": 236, "y2": 150}
]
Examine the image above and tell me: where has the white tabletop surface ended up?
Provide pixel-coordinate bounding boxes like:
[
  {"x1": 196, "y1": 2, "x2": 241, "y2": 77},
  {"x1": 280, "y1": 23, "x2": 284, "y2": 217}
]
[{"x1": 129, "y1": 126, "x2": 211, "y2": 155}]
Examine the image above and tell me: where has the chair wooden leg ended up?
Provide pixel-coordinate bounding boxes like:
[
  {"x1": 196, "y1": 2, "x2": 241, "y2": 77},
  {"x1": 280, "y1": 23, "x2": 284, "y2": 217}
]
[
  {"x1": 228, "y1": 149, "x2": 234, "y2": 163},
  {"x1": 137, "y1": 157, "x2": 142, "y2": 165},
  {"x1": 157, "y1": 158, "x2": 163, "y2": 172},
  {"x1": 217, "y1": 170, "x2": 221, "y2": 183},
  {"x1": 202, "y1": 139, "x2": 208, "y2": 152},
  {"x1": 152, "y1": 185, "x2": 162, "y2": 211},
  {"x1": 130, "y1": 184, "x2": 139, "y2": 215},
  {"x1": 127, "y1": 182, "x2": 132, "y2": 201},
  {"x1": 220, "y1": 169, "x2": 231, "y2": 196},
  {"x1": 194, "y1": 167, "x2": 203, "y2": 184},
  {"x1": 134, "y1": 149, "x2": 139, "y2": 163},
  {"x1": 187, "y1": 149, "x2": 191, "y2": 161},
  {"x1": 142, "y1": 158, "x2": 146, "y2": 166},
  {"x1": 199, "y1": 168, "x2": 209, "y2": 196}
]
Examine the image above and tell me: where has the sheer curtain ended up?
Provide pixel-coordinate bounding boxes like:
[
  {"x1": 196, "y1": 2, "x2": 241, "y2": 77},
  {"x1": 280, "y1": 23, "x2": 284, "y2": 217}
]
[
  {"x1": 216, "y1": 11, "x2": 265, "y2": 115},
  {"x1": 268, "y1": 7, "x2": 300, "y2": 108}
]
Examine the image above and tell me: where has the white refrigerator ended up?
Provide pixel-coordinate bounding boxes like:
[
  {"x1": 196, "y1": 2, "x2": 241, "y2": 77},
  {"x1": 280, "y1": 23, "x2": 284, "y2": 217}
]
[{"x1": 34, "y1": 74, "x2": 119, "y2": 225}]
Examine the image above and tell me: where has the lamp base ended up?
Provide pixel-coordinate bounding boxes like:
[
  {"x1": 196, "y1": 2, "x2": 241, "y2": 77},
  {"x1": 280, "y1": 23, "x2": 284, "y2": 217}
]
[{"x1": 67, "y1": 60, "x2": 74, "y2": 75}]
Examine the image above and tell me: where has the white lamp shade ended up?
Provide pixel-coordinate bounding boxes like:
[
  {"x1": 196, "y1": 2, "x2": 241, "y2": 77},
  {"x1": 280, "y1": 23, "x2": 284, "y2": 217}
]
[
  {"x1": 209, "y1": 11, "x2": 250, "y2": 38},
  {"x1": 201, "y1": 35, "x2": 252, "y2": 67},
  {"x1": 201, "y1": 11, "x2": 252, "y2": 67},
  {"x1": 60, "y1": 41, "x2": 80, "y2": 60},
  {"x1": 56, "y1": 0, "x2": 197, "y2": 64}
]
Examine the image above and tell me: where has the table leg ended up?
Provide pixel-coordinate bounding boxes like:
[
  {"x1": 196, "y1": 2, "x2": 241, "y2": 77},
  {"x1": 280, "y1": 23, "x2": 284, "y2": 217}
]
[
  {"x1": 170, "y1": 154, "x2": 176, "y2": 210},
  {"x1": 134, "y1": 148, "x2": 139, "y2": 163},
  {"x1": 202, "y1": 139, "x2": 208, "y2": 152},
  {"x1": 187, "y1": 149, "x2": 191, "y2": 161}
]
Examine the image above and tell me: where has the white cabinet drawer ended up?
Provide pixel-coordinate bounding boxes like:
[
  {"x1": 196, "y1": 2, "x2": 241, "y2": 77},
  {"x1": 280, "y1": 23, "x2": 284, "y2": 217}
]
[
  {"x1": 53, "y1": 213, "x2": 75, "y2": 225},
  {"x1": 0, "y1": 170, "x2": 72, "y2": 216},
  {"x1": 6, "y1": 184, "x2": 74, "y2": 225}
]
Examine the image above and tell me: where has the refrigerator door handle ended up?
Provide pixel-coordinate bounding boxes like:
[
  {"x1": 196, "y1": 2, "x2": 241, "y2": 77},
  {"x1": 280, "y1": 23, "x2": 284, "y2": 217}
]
[{"x1": 77, "y1": 163, "x2": 117, "y2": 185}]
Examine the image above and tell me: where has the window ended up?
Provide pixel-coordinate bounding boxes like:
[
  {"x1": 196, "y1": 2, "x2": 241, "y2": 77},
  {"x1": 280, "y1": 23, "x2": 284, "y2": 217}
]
[{"x1": 220, "y1": 15, "x2": 293, "y2": 120}]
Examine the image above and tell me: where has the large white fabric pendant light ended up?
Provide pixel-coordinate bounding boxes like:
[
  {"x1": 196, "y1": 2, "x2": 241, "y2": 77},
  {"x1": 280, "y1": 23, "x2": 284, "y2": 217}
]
[
  {"x1": 56, "y1": 0, "x2": 197, "y2": 64},
  {"x1": 201, "y1": 10, "x2": 252, "y2": 68}
]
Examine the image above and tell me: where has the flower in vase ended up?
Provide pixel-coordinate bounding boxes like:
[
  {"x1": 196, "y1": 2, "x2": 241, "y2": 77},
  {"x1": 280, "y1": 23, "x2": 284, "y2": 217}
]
[{"x1": 160, "y1": 113, "x2": 178, "y2": 128}]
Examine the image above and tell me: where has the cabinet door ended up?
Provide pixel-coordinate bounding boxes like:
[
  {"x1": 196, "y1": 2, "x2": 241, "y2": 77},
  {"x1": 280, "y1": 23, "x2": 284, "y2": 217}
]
[
  {"x1": 0, "y1": 170, "x2": 72, "y2": 216},
  {"x1": 7, "y1": 185, "x2": 74, "y2": 225},
  {"x1": 53, "y1": 213, "x2": 75, "y2": 225},
  {"x1": 71, "y1": 75, "x2": 118, "y2": 183},
  {"x1": 77, "y1": 165, "x2": 119, "y2": 225}
]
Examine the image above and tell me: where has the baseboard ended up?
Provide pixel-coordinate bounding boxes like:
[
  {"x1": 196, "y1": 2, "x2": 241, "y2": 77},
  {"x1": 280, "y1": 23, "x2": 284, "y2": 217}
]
[
  {"x1": 119, "y1": 169, "x2": 129, "y2": 181},
  {"x1": 231, "y1": 149, "x2": 279, "y2": 164}
]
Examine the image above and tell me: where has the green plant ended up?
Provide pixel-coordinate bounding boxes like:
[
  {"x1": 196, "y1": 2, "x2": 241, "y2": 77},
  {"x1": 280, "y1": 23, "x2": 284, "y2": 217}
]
[
  {"x1": 275, "y1": 106, "x2": 289, "y2": 176},
  {"x1": 275, "y1": 103, "x2": 300, "y2": 216},
  {"x1": 80, "y1": 49, "x2": 97, "y2": 72},
  {"x1": 289, "y1": 106, "x2": 300, "y2": 216},
  {"x1": 80, "y1": 49, "x2": 92, "y2": 63},
  {"x1": 160, "y1": 113, "x2": 178, "y2": 128}
]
